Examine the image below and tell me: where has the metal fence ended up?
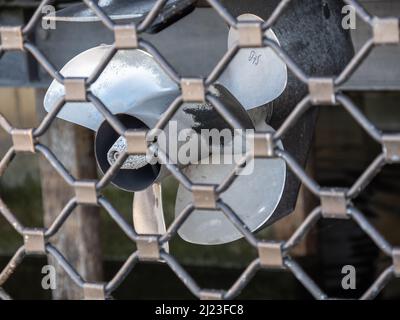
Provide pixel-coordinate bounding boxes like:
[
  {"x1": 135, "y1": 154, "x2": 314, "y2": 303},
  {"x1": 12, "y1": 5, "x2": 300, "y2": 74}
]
[{"x1": 0, "y1": 0, "x2": 399, "y2": 300}]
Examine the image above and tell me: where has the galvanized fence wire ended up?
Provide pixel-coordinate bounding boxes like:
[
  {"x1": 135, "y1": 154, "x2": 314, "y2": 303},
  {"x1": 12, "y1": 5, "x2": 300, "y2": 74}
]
[{"x1": 0, "y1": 0, "x2": 399, "y2": 300}]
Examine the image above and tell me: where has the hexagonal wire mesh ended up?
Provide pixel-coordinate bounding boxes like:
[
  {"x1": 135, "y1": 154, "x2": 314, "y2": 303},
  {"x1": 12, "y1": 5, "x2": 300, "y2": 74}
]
[{"x1": 0, "y1": 0, "x2": 399, "y2": 300}]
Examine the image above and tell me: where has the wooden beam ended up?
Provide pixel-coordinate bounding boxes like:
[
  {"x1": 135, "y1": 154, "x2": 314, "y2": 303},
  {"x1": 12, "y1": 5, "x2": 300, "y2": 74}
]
[{"x1": 35, "y1": 89, "x2": 103, "y2": 299}]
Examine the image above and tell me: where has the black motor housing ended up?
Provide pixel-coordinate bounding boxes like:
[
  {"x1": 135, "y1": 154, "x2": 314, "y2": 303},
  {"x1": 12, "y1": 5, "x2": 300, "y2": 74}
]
[
  {"x1": 95, "y1": 114, "x2": 162, "y2": 192},
  {"x1": 221, "y1": 0, "x2": 355, "y2": 223}
]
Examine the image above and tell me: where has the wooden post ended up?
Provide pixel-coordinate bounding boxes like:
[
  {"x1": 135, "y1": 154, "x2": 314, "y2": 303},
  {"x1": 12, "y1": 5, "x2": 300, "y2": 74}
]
[
  {"x1": 272, "y1": 150, "x2": 318, "y2": 256},
  {"x1": 35, "y1": 89, "x2": 103, "y2": 299}
]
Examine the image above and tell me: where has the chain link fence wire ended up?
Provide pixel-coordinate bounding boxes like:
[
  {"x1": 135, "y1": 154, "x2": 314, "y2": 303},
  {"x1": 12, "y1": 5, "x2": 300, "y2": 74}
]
[{"x1": 0, "y1": 0, "x2": 399, "y2": 300}]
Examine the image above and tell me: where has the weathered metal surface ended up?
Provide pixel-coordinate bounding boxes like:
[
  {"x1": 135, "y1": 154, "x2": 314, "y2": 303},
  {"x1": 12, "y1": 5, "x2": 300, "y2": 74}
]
[
  {"x1": 45, "y1": 0, "x2": 161, "y2": 22},
  {"x1": 44, "y1": 0, "x2": 197, "y2": 34}
]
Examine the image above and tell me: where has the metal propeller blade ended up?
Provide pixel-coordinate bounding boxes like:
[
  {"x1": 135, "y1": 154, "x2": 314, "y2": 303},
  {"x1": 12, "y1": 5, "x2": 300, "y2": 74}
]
[
  {"x1": 133, "y1": 183, "x2": 169, "y2": 252},
  {"x1": 44, "y1": 45, "x2": 179, "y2": 131},
  {"x1": 218, "y1": 13, "x2": 288, "y2": 110},
  {"x1": 174, "y1": 14, "x2": 288, "y2": 245},
  {"x1": 175, "y1": 121, "x2": 286, "y2": 245}
]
